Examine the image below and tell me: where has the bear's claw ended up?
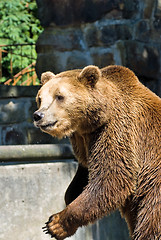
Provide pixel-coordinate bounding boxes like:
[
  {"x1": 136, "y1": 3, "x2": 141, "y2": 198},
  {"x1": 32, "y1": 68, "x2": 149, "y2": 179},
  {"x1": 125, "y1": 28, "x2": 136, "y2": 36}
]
[
  {"x1": 42, "y1": 225, "x2": 49, "y2": 234},
  {"x1": 42, "y1": 212, "x2": 69, "y2": 240},
  {"x1": 42, "y1": 225, "x2": 57, "y2": 239}
]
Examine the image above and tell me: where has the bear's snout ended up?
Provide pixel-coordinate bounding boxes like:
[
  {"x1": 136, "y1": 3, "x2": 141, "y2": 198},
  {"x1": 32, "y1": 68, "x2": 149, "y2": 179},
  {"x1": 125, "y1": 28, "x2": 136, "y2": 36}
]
[{"x1": 33, "y1": 111, "x2": 45, "y2": 122}]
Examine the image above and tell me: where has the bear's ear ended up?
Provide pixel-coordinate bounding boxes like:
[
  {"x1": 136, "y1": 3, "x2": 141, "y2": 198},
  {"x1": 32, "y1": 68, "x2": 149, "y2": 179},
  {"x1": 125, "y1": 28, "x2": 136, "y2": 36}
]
[
  {"x1": 78, "y1": 65, "x2": 101, "y2": 87},
  {"x1": 41, "y1": 71, "x2": 55, "y2": 85}
]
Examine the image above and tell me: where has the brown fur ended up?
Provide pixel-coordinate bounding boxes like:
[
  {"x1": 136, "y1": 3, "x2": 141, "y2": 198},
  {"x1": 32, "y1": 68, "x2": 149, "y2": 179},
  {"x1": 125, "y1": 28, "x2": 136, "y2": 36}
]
[{"x1": 34, "y1": 65, "x2": 161, "y2": 240}]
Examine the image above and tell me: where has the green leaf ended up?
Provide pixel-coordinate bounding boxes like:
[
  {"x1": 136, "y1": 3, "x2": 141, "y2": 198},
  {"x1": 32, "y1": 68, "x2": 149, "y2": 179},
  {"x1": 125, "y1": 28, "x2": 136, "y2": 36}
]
[{"x1": 0, "y1": 0, "x2": 43, "y2": 85}]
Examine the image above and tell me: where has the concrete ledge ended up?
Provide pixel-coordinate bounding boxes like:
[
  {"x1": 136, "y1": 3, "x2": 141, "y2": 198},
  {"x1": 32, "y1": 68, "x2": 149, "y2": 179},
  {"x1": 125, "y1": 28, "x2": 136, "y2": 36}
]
[{"x1": 0, "y1": 144, "x2": 74, "y2": 162}]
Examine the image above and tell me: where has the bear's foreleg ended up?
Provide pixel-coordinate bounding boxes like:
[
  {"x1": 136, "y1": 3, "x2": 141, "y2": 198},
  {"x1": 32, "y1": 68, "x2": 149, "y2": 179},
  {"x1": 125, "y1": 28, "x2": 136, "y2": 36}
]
[{"x1": 43, "y1": 174, "x2": 131, "y2": 240}]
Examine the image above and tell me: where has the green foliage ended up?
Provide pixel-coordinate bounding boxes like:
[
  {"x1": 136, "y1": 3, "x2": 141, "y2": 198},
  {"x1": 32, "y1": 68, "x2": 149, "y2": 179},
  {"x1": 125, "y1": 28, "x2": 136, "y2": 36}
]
[{"x1": 0, "y1": 0, "x2": 43, "y2": 84}]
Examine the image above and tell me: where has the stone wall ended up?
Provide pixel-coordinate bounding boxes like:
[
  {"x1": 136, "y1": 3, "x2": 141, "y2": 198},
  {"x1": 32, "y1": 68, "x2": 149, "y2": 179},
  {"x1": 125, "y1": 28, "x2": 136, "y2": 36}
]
[
  {"x1": 36, "y1": 0, "x2": 161, "y2": 97},
  {"x1": 0, "y1": 85, "x2": 67, "y2": 145}
]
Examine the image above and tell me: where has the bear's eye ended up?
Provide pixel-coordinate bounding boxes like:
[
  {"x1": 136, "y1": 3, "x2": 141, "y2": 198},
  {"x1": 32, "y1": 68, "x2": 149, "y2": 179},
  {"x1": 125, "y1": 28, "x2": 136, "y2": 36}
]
[{"x1": 55, "y1": 95, "x2": 64, "y2": 101}]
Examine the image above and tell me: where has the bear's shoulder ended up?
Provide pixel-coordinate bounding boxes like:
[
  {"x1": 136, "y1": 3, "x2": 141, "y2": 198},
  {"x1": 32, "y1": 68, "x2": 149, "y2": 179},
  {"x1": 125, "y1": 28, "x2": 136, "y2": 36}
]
[{"x1": 101, "y1": 65, "x2": 139, "y2": 87}]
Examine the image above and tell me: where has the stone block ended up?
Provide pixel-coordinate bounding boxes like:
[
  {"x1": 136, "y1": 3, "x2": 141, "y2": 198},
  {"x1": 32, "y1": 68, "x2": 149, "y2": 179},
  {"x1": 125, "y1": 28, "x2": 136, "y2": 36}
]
[
  {"x1": 83, "y1": 24, "x2": 99, "y2": 48},
  {"x1": 99, "y1": 23, "x2": 133, "y2": 47},
  {"x1": 125, "y1": 40, "x2": 160, "y2": 80},
  {"x1": 27, "y1": 126, "x2": 55, "y2": 144},
  {"x1": 115, "y1": 40, "x2": 126, "y2": 66},
  {"x1": 142, "y1": 0, "x2": 155, "y2": 18},
  {"x1": 27, "y1": 126, "x2": 69, "y2": 145},
  {"x1": 154, "y1": 0, "x2": 161, "y2": 18},
  {"x1": 104, "y1": 9, "x2": 123, "y2": 19},
  {"x1": 122, "y1": 0, "x2": 139, "y2": 19},
  {"x1": 66, "y1": 51, "x2": 92, "y2": 70},
  {"x1": 135, "y1": 20, "x2": 151, "y2": 42},
  {"x1": 135, "y1": 19, "x2": 161, "y2": 43},
  {"x1": 0, "y1": 85, "x2": 40, "y2": 99},
  {"x1": 36, "y1": 53, "x2": 64, "y2": 78},
  {"x1": 90, "y1": 47, "x2": 115, "y2": 68},
  {"x1": 0, "y1": 98, "x2": 31, "y2": 124},
  {"x1": 153, "y1": 18, "x2": 161, "y2": 39},
  {"x1": 2, "y1": 125, "x2": 27, "y2": 145},
  {"x1": 28, "y1": 98, "x2": 37, "y2": 123},
  {"x1": 36, "y1": 27, "x2": 84, "y2": 52},
  {"x1": 0, "y1": 128, "x2": 2, "y2": 145}
]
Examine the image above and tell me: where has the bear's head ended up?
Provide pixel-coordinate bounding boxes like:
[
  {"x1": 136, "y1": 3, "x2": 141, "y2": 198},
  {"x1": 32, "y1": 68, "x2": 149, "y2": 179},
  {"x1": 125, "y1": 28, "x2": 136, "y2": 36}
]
[{"x1": 33, "y1": 65, "x2": 109, "y2": 138}]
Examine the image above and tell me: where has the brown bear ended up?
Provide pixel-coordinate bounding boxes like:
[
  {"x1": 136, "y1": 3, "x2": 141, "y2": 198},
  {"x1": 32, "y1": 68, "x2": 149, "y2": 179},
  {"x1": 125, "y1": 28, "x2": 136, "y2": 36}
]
[{"x1": 33, "y1": 65, "x2": 161, "y2": 240}]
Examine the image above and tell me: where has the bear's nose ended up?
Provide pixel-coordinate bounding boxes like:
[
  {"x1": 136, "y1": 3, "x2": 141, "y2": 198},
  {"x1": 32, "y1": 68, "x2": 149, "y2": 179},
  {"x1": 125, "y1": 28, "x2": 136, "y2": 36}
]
[{"x1": 33, "y1": 111, "x2": 44, "y2": 122}]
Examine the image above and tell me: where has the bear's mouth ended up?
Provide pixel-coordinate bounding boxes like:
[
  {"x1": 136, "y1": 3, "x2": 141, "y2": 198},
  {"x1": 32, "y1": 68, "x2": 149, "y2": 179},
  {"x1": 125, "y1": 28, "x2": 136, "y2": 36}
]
[{"x1": 40, "y1": 121, "x2": 58, "y2": 130}]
